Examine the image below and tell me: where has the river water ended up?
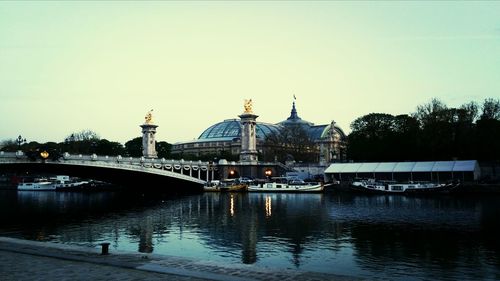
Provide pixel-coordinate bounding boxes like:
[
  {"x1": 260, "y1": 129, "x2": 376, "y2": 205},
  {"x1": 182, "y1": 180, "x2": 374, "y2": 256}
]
[{"x1": 0, "y1": 190, "x2": 499, "y2": 280}]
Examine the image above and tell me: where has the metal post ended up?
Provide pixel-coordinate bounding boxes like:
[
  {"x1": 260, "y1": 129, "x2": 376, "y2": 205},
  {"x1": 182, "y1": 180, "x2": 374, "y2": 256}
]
[
  {"x1": 16, "y1": 135, "x2": 26, "y2": 150},
  {"x1": 100, "y1": 243, "x2": 110, "y2": 255}
]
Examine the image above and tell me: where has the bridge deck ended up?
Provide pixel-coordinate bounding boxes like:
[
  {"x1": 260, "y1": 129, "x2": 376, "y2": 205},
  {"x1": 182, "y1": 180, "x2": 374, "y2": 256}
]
[{"x1": 0, "y1": 152, "x2": 210, "y2": 186}]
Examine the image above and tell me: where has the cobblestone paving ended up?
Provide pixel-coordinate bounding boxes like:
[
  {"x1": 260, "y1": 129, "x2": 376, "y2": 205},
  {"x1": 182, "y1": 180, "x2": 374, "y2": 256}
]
[
  {"x1": 0, "y1": 237, "x2": 363, "y2": 281},
  {"x1": 0, "y1": 251, "x2": 206, "y2": 281}
]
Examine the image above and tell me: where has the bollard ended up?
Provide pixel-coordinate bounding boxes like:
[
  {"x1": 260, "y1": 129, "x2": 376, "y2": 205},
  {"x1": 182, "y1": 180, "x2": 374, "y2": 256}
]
[{"x1": 100, "y1": 242, "x2": 110, "y2": 255}]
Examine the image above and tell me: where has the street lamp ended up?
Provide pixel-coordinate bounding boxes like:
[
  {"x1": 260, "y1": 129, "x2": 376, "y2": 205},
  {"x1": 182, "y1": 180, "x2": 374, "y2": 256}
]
[
  {"x1": 16, "y1": 135, "x2": 26, "y2": 150},
  {"x1": 265, "y1": 169, "x2": 272, "y2": 178}
]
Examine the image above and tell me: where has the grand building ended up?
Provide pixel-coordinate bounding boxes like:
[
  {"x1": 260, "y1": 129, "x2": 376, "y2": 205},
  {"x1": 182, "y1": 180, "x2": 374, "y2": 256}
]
[{"x1": 171, "y1": 101, "x2": 347, "y2": 164}]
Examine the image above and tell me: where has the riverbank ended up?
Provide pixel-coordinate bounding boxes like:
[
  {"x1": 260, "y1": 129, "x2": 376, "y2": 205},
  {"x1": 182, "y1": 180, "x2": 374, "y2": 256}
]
[
  {"x1": 0, "y1": 237, "x2": 360, "y2": 281},
  {"x1": 327, "y1": 182, "x2": 500, "y2": 193}
]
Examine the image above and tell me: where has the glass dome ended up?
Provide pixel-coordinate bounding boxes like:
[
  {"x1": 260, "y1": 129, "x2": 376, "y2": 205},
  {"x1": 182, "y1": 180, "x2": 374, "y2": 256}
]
[{"x1": 198, "y1": 119, "x2": 281, "y2": 140}]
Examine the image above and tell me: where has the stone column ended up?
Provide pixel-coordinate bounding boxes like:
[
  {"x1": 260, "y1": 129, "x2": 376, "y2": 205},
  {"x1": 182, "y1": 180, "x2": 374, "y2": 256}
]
[
  {"x1": 239, "y1": 112, "x2": 259, "y2": 163},
  {"x1": 140, "y1": 110, "x2": 158, "y2": 159}
]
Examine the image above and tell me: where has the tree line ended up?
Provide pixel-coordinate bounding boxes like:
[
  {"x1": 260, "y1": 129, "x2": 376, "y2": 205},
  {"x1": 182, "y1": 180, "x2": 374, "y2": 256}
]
[
  {"x1": 2, "y1": 98, "x2": 499, "y2": 163},
  {"x1": 0, "y1": 130, "x2": 172, "y2": 159},
  {"x1": 347, "y1": 98, "x2": 500, "y2": 162}
]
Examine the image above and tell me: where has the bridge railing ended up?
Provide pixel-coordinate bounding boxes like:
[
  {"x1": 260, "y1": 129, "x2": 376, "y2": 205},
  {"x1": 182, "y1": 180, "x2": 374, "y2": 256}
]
[
  {"x1": 0, "y1": 151, "x2": 213, "y2": 183},
  {"x1": 0, "y1": 151, "x2": 26, "y2": 159},
  {"x1": 0, "y1": 151, "x2": 210, "y2": 166},
  {"x1": 60, "y1": 153, "x2": 210, "y2": 167}
]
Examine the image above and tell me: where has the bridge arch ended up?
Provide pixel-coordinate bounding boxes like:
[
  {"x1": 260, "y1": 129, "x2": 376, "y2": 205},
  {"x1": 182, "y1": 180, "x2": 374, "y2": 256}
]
[{"x1": 0, "y1": 152, "x2": 213, "y2": 192}]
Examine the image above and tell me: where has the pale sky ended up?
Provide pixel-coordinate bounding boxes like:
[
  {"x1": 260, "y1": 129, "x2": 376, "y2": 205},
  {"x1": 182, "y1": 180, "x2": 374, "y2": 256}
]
[{"x1": 1, "y1": 2, "x2": 499, "y2": 144}]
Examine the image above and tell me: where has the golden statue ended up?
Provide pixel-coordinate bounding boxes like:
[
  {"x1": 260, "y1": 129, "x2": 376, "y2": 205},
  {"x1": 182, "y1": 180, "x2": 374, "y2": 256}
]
[
  {"x1": 145, "y1": 109, "x2": 154, "y2": 124},
  {"x1": 243, "y1": 99, "x2": 253, "y2": 114},
  {"x1": 40, "y1": 151, "x2": 49, "y2": 159}
]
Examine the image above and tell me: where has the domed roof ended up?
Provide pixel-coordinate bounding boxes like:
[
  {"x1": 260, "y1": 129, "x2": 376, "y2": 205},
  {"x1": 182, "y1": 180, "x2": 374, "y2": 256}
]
[
  {"x1": 198, "y1": 119, "x2": 281, "y2": 140},
  {"x1": 278, "y1": 101, "x2": 314, "y2": 127}
]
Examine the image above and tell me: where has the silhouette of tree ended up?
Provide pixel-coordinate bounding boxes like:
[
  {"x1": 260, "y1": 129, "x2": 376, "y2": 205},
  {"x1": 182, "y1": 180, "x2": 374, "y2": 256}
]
[
  {"x1": 94, "y1": 139, "x2": 125, "y2": 156},
  {"x1": 264, "y1": 124, "x2": 317, "y2": 163},
  {"x1": 480, "y1": 98, "x2": 500, "y2": 121},
  {"x1": 125, "y1": 137, "x2": 143, "y2": 157},
  {"x1": 346, "y1": 98, "x2": 500, "y2": 162},
  {"x1": 156, "y1": 141, "x2": 172, "y2": 159}
]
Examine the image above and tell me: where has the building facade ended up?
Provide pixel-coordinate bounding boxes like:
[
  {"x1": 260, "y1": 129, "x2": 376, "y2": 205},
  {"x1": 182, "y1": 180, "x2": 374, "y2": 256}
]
[{"x1": 171, "y1": 101, "x2": 347, "y2": 163}]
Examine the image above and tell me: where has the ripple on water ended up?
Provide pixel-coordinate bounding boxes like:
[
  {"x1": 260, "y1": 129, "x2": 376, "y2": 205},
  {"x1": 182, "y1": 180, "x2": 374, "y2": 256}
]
[{"x1": 0, "y1": 191, "x2": 500, "y2": 280}]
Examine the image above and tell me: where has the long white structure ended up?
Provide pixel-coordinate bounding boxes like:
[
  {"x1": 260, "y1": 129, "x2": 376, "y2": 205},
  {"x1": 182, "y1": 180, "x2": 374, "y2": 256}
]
[{"x1": 325, "y1": 160, "x2": 480, "y2": 182}]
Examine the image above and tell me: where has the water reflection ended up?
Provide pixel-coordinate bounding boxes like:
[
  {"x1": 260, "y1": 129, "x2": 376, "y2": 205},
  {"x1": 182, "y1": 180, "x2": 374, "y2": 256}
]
[
  {"x1": 0, "y1": 190, "x2": 499, "y2": 280},
  {"x1": 265, "y1": 196, "x2": 272, "y2": 217}
]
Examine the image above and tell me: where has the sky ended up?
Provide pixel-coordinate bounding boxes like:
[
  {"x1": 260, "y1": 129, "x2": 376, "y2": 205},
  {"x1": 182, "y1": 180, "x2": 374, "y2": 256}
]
[{"x1": 1, "y1": 1, "x2": 499, "y2": 144}]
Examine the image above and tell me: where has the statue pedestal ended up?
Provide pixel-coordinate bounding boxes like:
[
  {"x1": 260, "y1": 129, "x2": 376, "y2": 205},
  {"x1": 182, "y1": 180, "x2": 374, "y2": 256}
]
[
  {"x1": 240, "y1": 152, "x2": 258, "y2": 163},
  {"x1": 140, "y1": 124, "x2": 158, "y2": 158},
  {"x1": 239, "y1": 113, "x2": 259, "y2": 163}
]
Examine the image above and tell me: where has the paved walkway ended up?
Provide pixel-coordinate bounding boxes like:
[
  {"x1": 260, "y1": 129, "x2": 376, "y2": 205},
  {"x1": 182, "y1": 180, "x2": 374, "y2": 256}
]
[{"x1": 0, "y1": 237, "x2": 362, "y2": 281}]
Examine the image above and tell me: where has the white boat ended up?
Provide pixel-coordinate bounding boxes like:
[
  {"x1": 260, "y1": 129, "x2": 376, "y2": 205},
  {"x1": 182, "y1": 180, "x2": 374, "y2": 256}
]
[
  {"x1": 248, "y1": 177, "x2": 324, "y2": 193},
  {"x1": 350, "y1": 178, "x2": 459, "y2": 194},
  {"x1": 203, "y1": 179, "x2": 247, "y2": 192},
  {"x1": 18, "y1": 175, "x2": 89, "y2": 191},
  {"x1": 18, "y1": 178, "x2": 57, "y2": 191},
  {"x1": 53, "y1": 175, "x2": 89, "y2": 191},
  {"x1": 203, "y1": 180, "x2": 221, "y2": 192}
]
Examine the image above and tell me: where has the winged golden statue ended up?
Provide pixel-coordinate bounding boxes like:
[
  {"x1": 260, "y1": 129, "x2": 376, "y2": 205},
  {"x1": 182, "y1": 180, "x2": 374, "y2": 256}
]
[
  {"x1": 145, "y1": 109, "x2": 154, "y2": 124},
  {"x1": 243, "y1": 99, "x2": 253, "y2": 114}
]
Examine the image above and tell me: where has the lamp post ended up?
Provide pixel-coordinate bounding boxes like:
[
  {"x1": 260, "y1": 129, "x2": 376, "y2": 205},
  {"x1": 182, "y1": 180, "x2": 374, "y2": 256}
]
[
  {"x1": 16, "y1": 135, "x2": 26, "y2": 150},
  {"x1": 64, "y1": 134, "x2": 74, "y2": 153},
  {"x1": 91, "y1": 141, "x2": 97, "y2": 154},
  {"x1": 265, "y1": 169, "x2": 272, "y2": 180}
]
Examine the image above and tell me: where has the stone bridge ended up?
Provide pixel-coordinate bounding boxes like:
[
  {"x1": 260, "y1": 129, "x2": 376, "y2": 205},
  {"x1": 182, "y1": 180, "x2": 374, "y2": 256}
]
[{"x1": 0, "y1": 151, "x2": 213, "y2": 191}]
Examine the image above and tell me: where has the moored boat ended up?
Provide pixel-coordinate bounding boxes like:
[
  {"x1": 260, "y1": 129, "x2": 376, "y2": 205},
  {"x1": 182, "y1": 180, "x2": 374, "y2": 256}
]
[
  {"x1": 18, "y1": 178, "x2": 57, "y2": 191},
  {"x1": 349, "y1": 178, "x2": 459, "y2": 194},
  {"x1": 248, "y1": 177, "x2": 324, "y2": 193},
  {"x1": 18, "y1": 175, "x2": 91, "y2": 191},
  {"x1": 53, "y1": 175, "x2": 90, "y2": 191},
  {"x1": 203, "y1": 179, "x2": 247, "y2": 192}
]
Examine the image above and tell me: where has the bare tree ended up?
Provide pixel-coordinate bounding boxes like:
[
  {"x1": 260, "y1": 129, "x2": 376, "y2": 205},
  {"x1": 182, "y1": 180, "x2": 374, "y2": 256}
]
[
  {"x1": 413, "y1": 98, "x2": 448, "y2": 127},
  {"x1": 65, "y1": 130, "x2": 100, "y2": 142}
]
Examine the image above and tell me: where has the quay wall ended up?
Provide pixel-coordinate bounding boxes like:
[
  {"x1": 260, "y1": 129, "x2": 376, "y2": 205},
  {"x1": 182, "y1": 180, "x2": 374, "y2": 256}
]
[{"x1": 0, "y1": 237, "x2": 354, "y2": 281}]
